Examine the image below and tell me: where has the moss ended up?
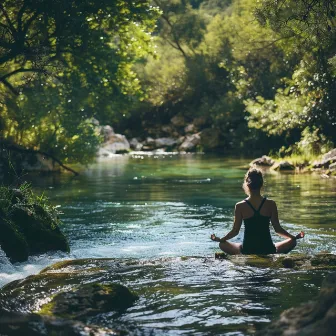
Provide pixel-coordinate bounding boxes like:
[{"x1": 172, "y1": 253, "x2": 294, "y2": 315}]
[
  {"x1": 215, "y1": 252, "x2": 336, "y2": 270},
  {"x1": 0, "y1": 183, "x2": 69, "y2": 261},
  {"x1": 39, "y1": 283, "x2": 139, "y2": 320}
]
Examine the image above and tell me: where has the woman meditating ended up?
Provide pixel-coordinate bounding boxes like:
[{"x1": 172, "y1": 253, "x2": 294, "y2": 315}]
[{"x1": 211, "y1": 168, "x2": 304, "y2": 255}]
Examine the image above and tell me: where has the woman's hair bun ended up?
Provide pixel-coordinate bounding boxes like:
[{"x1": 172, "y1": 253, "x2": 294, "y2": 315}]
[{"x1": 243, "y1": 167, "x2": 263, "y2": 194}]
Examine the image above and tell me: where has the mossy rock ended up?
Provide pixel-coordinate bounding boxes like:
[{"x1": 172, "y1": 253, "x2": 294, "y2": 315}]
[
  {"x1": 39, "y1": 283, "x2": 138, "y2": 320},
  {"x1": 0, "y1": 310, "x2": 118, "y2": 336},
  {"x1": 0, "y1": 216, "x2": 29, "y2": 262},
  {"x1": 256, "y1": 271, "x2": 336, "y2": 335},
  {"x1": 215, "y1": 252, "x2": 336, "y2": 270},
  {"x1": 0, "y1": 185, "x2": 69, "y2": 262}
]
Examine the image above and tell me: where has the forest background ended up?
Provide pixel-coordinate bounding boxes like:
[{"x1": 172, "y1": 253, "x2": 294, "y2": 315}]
[{"x1": 0, "y1": 0, "x2": 335, "y2": 166}]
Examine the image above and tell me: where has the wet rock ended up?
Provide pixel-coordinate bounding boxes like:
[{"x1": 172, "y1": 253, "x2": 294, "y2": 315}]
[
  {"x1": 250, "y1": 155, "x2": 275, "y2": 167},
  {"x1": 323, "y1": 148, "x2": 336, "y2": 161},
  {"x1": 97, "y1": 147, "x2": 115, "y2": 158},
  {"x1": 200, "y1": 128, "x2": 221, "y2": 150},
  {"x1": 329, "y1": 162, "x2": 336, "y2": 172},
  {"x1": 129, "y1": 138, "x2": 143, "y2": 151},
  {"x1": 101, "y1": 134, "x2": 130, "y2": 154},
  {"x1": 154, "y1": 137, "x2": 177, "y2": 148},
  {"x1": 100, "y1": 125, "x2": 115, "y2": 143},
  {"x1": 9, "y1": 205, "x2": 69, "y2": 256},
  {"x1": 215, "y1": 252, "x2": 336, "y2": 270},
  {"x1": 0, "y1": 311, "x2": 119, "y2": 335},
  {"x1": 312, "y1": 149, "x2": 336, "y2": 169},
  {"x1": 40, "y1": 283, "x2": 138, "y2": 320},
  {"x1": 179, "y1": 133, "x2": 201, "y2": 152},
  {"x1": 256, "y1": 271, "x2": 336, "y2": 336},
  {"x1": 184, "y1": 124, "x2": 196, "y2": 134},
  {"x1": 0, "y1": 216, "x2": 29, "y2": 262},
  {"x1": 272, "y1": 160, "x2": 295, "y2": 171},
  {"x1": 0, "y1": 188, "x2": 69, "y2": 262}
]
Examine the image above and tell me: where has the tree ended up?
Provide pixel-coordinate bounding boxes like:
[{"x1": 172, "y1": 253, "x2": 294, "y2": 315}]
[{"x1": 0, "y1": 0, "x2": 159, "y2": 163}]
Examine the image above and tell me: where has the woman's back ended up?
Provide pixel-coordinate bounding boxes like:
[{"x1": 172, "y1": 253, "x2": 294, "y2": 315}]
[{"x1": 239, "y1": 197, "x2": 276, "y2": 254}]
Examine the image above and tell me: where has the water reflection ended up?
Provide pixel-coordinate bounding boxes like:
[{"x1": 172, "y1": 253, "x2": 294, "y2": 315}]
[{"x1": 0, "y1": 155, "x2": 335, "y2": 334}]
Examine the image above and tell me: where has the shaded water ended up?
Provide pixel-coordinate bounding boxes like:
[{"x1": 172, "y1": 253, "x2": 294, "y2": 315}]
[{"x1": 1, "y1": 154, "x2": 336, "y2": 334}]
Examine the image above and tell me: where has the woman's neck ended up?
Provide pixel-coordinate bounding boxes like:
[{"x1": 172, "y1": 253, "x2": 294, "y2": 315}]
[{"x1": 248, "y1": 190, "x2": 262, "y2": 198}]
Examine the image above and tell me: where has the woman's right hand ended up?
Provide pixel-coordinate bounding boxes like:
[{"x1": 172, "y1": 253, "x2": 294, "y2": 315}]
[{"x1": 295, "y1": 231, "x2": 305, "y2": 239}]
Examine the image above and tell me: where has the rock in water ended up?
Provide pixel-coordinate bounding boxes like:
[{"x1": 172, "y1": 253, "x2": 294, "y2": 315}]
[
  {"x1": 39, "y1": 283, "x2": 138, "y2": 320},
  {"x1": 272, "y1": 160, "x2": 295, "y2": 171},
  {"x1": 0, "y1": 311, "x2": 119, "y2": 336},
  {"x1": 256, "y1": 271, "x2": 336, "y2": 335},
  {"x1": 179, "y1": 133, "x2": 201, "y2": 152},
  {"x1": 0, "y1": 186, "x2": 69, "y2": 262},
  {"x1": 250, "y1": 155, "x2": 275, "y2": 167}
]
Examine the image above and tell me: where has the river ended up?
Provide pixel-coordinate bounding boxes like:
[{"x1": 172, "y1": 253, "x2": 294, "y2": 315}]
[{"x1": 0, "y1": 154, "x2": 335, "y2": 335}]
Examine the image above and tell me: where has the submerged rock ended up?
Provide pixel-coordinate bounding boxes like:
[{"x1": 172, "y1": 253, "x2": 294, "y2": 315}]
[
  {"x1": 272, "y1": 160, "x2": 295, "y2": 171},
  {"x1": 215, "y1": 252, "x2": 336, "y2": 270},
  {"x1": 250, "y1": 155, "x2": 275, "y2": 167},
  {"x1": 40, "y1": 283, "x2": 138, "y2": 320},
  {"x1": 256, "y1": 271, "x2": 336, "y2": 336},
  {"x1": 0, "y1": 311, "x2": 119, "y2": 335}
]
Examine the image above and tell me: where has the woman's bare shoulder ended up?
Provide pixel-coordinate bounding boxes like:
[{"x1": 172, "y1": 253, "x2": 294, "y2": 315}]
[
  {"x1": 265, "y1": 198, "x2": 277, "y2": 207},
  {"x1": 235, "y1": 200, "x2": 246, "y2": 209}
]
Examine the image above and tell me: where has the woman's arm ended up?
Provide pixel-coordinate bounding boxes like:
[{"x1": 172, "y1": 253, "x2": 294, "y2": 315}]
[
  {"x1": 270, "y1": 201, "x2": 296, "y2": 239},
  {"x1": 211, "y1": 204, "x2": 242, "y2": 242}
]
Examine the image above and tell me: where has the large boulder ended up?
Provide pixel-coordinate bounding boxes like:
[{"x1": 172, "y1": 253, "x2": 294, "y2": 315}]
[
  {"x1": 312, "y1": 149, "x2": 336, "y2": 169},
  {"x1": 323, "y1": 148, "x2": 336, "y2": 161},
  {"x1": 100, "y1": 125, "x2": 115, "y2": 142},
  {"x1": 0, "y1": 311, "x2": 118, "y2": 336},
  {"x1": 329, "y1": 162, "x2": 336, "y2": 172},
  {"x1": 272, "y1": 160, "x2": 295, "y2": 171},
  {"x1": 10, "y1": 205, "x2": 69, "y2": 256},
  {"x1": 129, "y1": 138, "x2": 143, "y2": 151},
  {"x1": 256, "y1": 271, "x2": 336, "y2": 336},
  {"x1": 102, "y1": 134, "x2": 130, "y2": 154},
  {"x1": 215, "y1": 252, "x2": 336, "y2": 270},
  {"x1": 179, "y1": 133, "x2": 201, "y2": 152},
  {"x1": 154, "y1": 137, "x2": 177, "y2": 148},
  {"x1": 40, "y1": 283, "x2": 138, "y2": 320},
  {"x1": 0, "y1": 187, "x2": 69, "y2": 262},
  {"x1": 250, "y1": 155, "x2": 275, "y2": 167},
  {"x1": 184, "y1": 124, "x2": 196, "y2": 134}
]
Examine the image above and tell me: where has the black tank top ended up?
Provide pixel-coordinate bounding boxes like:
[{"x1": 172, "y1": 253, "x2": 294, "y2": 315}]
[{"x1": 241, "y1": 197, "x2": 276, "y2": 254}]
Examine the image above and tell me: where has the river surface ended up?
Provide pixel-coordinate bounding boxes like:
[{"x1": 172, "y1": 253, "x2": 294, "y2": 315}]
[{"x1": 1, "y1": 154, "x2": 336, "y2": 335}]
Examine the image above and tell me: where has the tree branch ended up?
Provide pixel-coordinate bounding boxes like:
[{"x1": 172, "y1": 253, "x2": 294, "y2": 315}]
[
  {"x1": 3, "y1": 142, "x2": 80, "y2": 176},
  {"x1": 0, "y1": 67, "x2": 49, "y2": 81},
  {"x1": 0, "y1": 4, "x2": 17, "y2": 34},
  {"x1": 0, "y1": 78, "x2": 19, "y2": 95}
]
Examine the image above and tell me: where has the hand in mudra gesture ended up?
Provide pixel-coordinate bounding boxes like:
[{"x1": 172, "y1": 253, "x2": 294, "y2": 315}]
[
  {"x1": 295, "y1": 231, "x2": 305, "y2": 240},
  {"x1": 210, "y1": 234, "x2": 220, "y2": 242}
]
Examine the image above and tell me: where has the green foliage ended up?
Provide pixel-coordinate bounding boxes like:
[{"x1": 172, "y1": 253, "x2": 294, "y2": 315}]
[
  {"x1": 0, "y1": 0, "x2": 160, "y2": 164},
  {"x1": 1, "y1": 0, "x2": 335, "y2": 162}
]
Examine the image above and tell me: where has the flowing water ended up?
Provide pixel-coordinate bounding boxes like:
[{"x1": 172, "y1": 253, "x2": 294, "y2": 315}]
[{"x1": 0, "y1": 154, "x2": 336, "y2": 335}]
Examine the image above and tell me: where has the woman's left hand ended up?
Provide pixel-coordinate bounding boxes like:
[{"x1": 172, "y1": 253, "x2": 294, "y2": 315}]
[
  {"x1": 210, "y1": 234, "x2": 217, "y2": 241},
  {"x1": 295, "y1": 231, "x2": 305, "y2": 239}
]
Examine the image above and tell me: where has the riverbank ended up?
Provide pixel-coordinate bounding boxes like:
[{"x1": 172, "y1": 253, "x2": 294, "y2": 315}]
[
  {"x1": 0, "y1": 155, "x2": 335, "y2": 334},
  {"x1": 250, "y1": 149, "x2": 336, "y2": 178}
]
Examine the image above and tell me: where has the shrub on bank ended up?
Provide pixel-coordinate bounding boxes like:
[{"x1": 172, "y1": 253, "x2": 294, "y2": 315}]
[{"x1": 0, "y1": 183, "x2": 69, "y2": 262}]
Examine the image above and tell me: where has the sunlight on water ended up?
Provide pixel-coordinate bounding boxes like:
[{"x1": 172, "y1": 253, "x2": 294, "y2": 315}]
[{"x1": 1, "y1": 155, "x2": 335, "y2": 334}]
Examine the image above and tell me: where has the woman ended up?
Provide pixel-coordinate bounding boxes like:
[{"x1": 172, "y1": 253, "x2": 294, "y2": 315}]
[{"x1": 210, "y1": 168, "x2": 304, "y2": 254}]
